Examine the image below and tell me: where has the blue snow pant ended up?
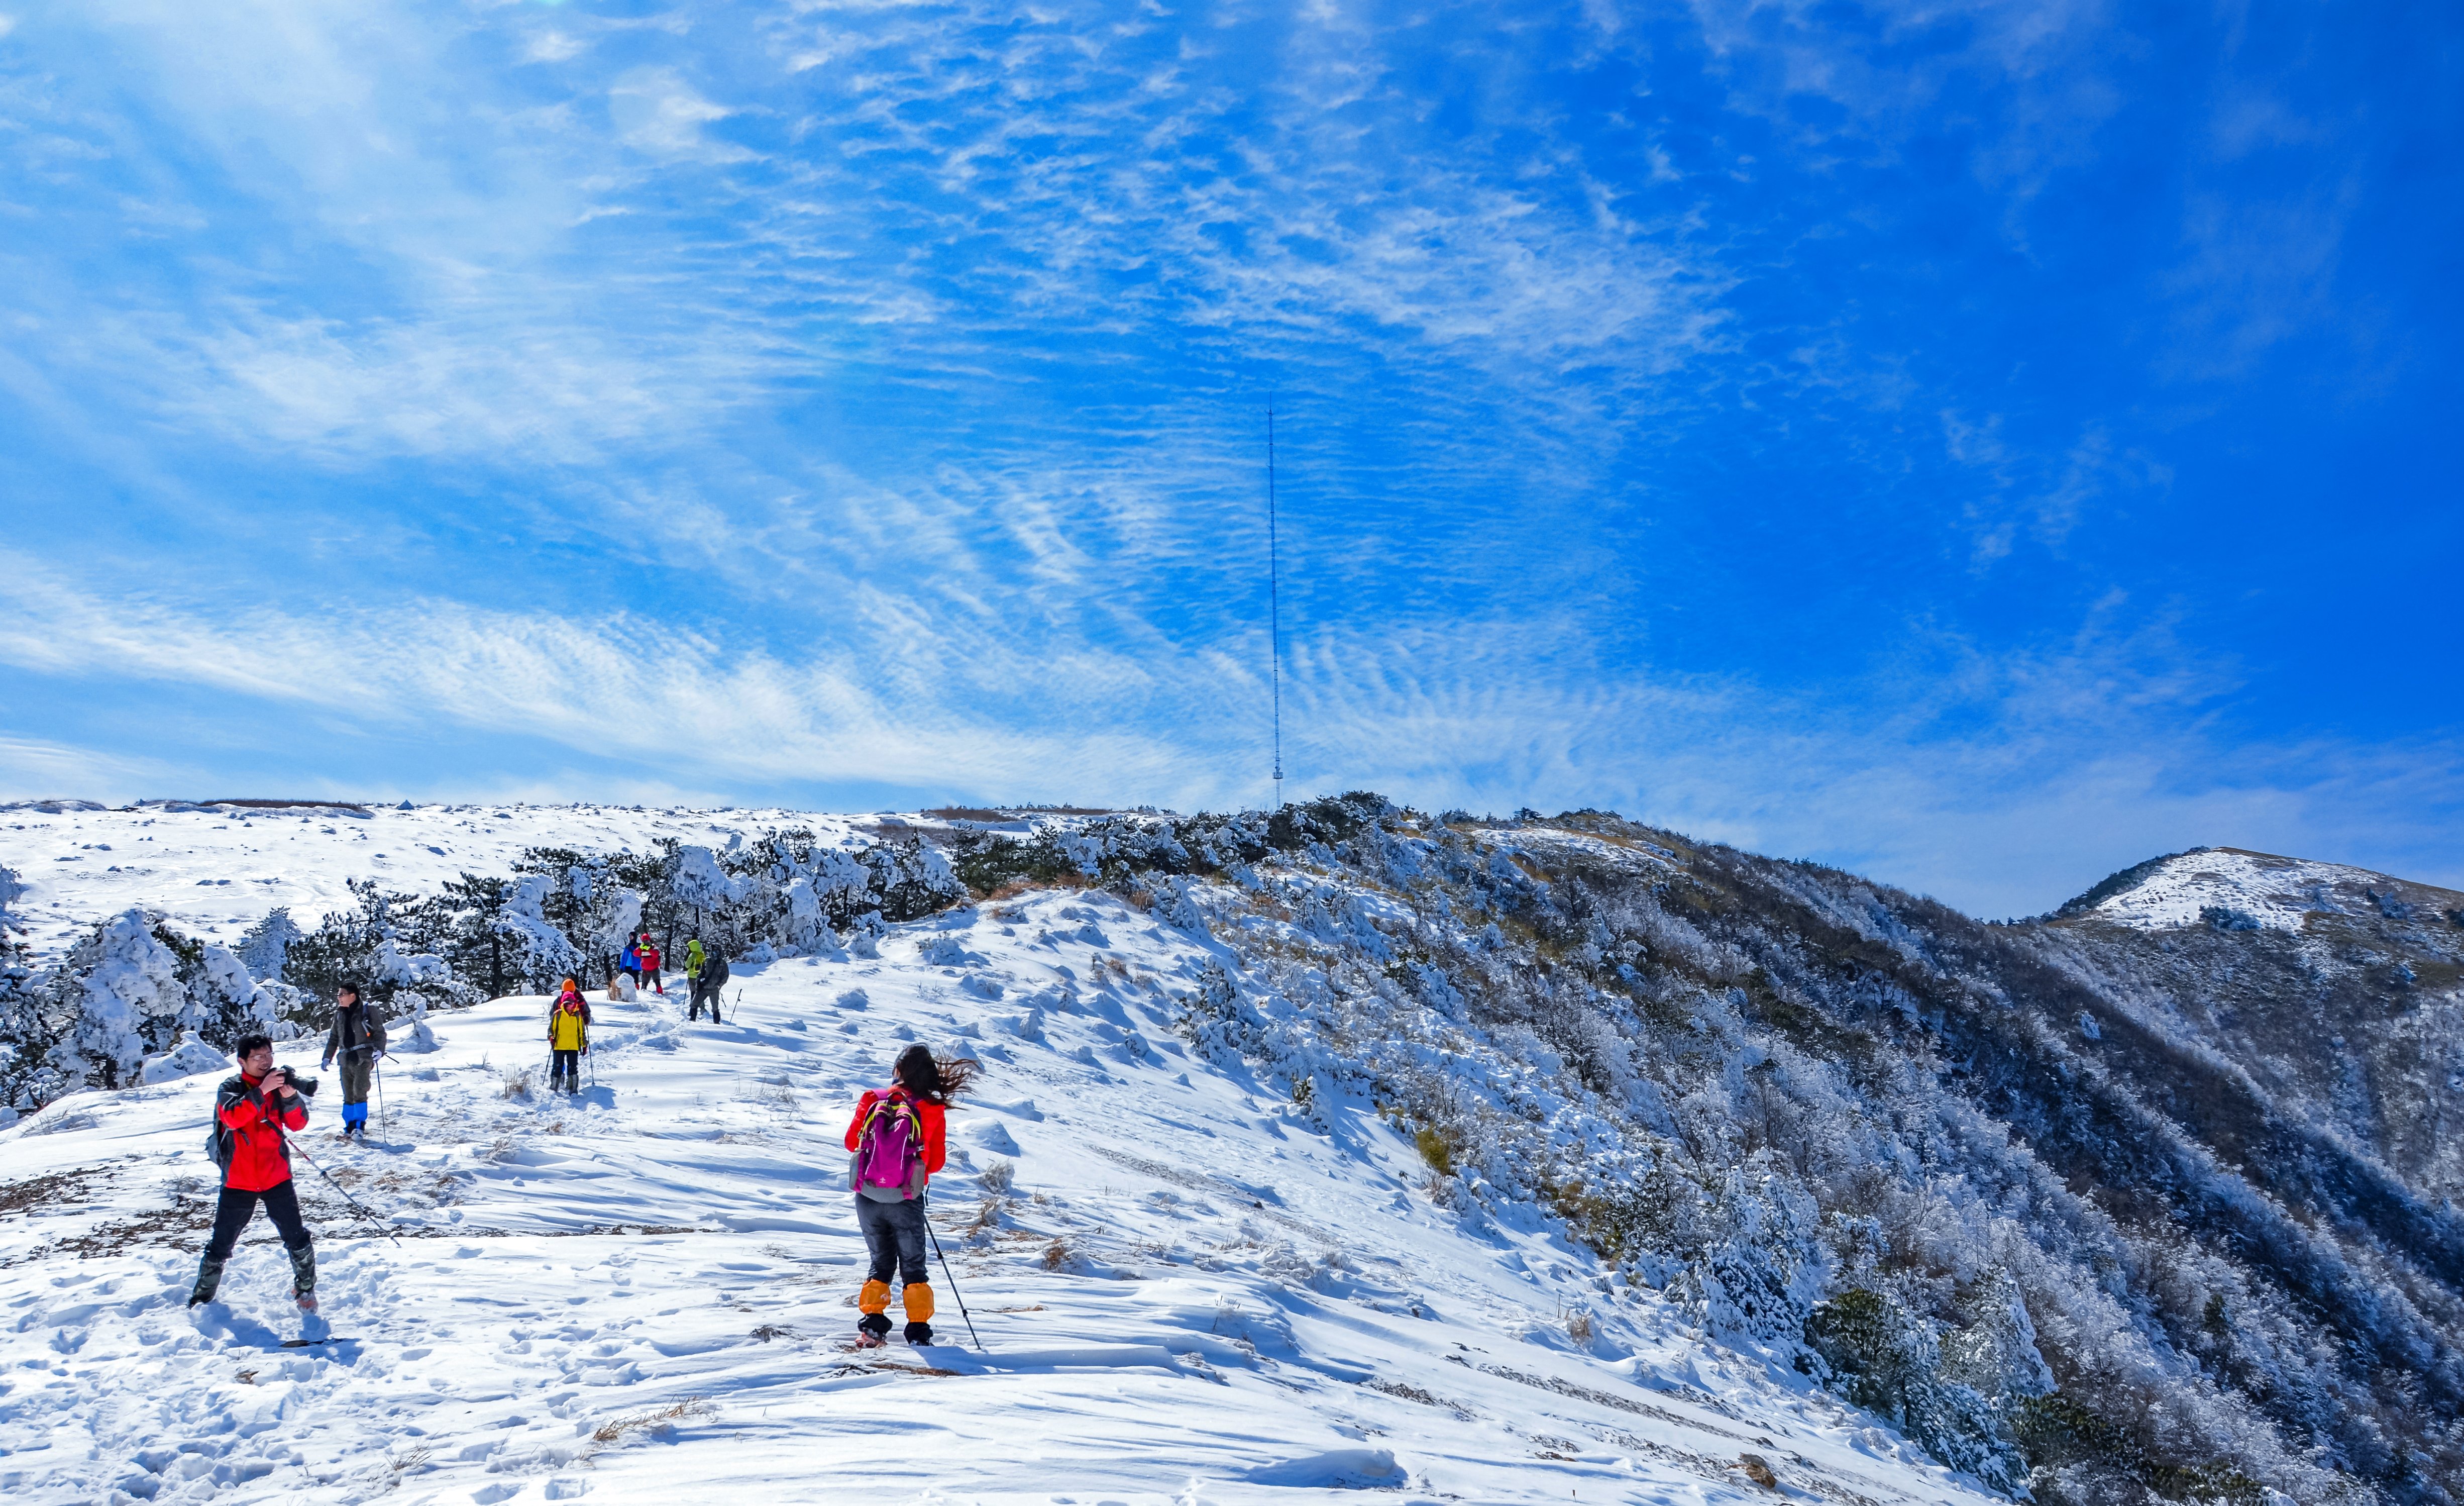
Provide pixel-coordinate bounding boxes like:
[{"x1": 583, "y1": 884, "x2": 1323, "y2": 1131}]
[{"x1": 337, "y1": 1055, "x2": 373, "y2": 1128}]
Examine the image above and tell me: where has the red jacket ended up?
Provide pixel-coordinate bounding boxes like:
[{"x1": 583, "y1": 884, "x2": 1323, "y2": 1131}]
[
  {"x1": 639, "y1": 944, "x2": 662, "y2": 970},
  {"x1": 216, "y1": 1070, "x2": 308, "y2": 1192},
  {"x1": 843, "y1": 1089, "x2": 947, "y2": 1184}
]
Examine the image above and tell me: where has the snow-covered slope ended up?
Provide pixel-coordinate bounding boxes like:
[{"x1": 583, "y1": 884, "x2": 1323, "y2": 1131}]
[
  {"x1": 2068, "y1": 845, "x2": 2463, "y2": 934},
  {"x1": 0, "y1": 885, "x2": 1991, "y2": 1506},
  {"x1": 0, "y1": 801, "x2": 903, "y2": 963}
]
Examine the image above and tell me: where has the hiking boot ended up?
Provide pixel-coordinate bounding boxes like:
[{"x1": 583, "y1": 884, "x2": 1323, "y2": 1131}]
[
  {"x1": 858, "y1": 1313, "x2": 892, "y2": 1341},
  {"x1": 287, "y1": 1245, "x2": 317, "y2": 1312},
  {"x1": 903, "y1": 1321, "x2": 934, "y2": 1346},
  {"x1": 188, "y1": 1255, "x2": 226, "y2": 1308}
]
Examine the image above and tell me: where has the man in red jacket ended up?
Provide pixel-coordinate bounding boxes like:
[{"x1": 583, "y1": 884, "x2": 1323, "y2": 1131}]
[{"x1": 188, "y1": 1033, "x2": 319, "y2": 1311}]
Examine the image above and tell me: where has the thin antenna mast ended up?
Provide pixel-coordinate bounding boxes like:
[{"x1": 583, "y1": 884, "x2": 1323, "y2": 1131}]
[{"x1": 1268, "y1": 403, "x2": 1284, "y2": 812}]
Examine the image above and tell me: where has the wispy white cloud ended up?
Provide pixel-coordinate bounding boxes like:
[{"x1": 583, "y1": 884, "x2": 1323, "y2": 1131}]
[
  {"x1": 610, "y1": 67, "x2": 753, "y2": 161},
  {"x1": 5, "y1": 557, "x2": 2454, "y2": 916},
  {"x1": 0, "y1": 734, "x2": 170, "y2": 805}
]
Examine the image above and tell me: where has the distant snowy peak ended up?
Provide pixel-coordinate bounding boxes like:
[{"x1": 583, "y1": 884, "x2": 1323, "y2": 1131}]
[{"x1": 2065, "y1": 846, "x2": 2462, "y2": 933}]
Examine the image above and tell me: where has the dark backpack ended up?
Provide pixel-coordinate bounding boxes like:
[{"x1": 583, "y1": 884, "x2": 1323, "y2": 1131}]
[
  {"x1": 707, "y1": 955, "x2": 730, "y2": 987},
  {"x1": 203, "y1": 1074, "x2": 238, "y2": 1171}
]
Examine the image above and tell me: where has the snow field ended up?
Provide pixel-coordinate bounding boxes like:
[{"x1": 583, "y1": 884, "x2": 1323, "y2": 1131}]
[
  {"x1": 0, "y1": 802, "x2": 881, "y2": 962},
  {"x1": 2, "y1": 887, "x2": 1997, "y2": 1505}
]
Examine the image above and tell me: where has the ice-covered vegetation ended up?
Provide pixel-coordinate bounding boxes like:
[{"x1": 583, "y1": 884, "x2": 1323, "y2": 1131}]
[{"x1": 3, "y1": 796, "x2": 2457, "y2": 1504}]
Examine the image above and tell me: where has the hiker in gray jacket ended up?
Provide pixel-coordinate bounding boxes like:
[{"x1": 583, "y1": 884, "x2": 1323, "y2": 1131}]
[{"x1": 319, "y1": 982, "x2": 387, "y2": 1142}]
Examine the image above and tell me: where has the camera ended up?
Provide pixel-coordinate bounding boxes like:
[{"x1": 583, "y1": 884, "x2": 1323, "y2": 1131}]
[{"x1": 266, "y1": 1067, "x2": 320, "y2": 1098}]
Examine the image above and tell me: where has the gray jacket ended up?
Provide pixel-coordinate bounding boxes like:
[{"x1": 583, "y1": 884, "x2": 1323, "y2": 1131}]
[{"x1": 322, "y1": 1003, "x2": 388, "y2": 1067}]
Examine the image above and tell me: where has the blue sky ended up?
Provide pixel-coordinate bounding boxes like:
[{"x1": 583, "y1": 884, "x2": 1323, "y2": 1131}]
[{"x1": 1, "y1": 0, "x2": 2456, "y2": 917}]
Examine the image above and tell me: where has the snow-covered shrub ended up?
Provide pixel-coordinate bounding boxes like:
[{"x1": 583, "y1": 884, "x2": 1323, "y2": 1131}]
[
  {"x1": 1151, "y1": 875, "x2": 1211, "y2": 935},
  {"x1": 865, "y1": 839, "x2": 962, "y2": 921}
]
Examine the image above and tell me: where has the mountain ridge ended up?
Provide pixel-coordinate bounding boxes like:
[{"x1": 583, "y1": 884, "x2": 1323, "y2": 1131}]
[{"x1": 3, "y1": 797, "x2": 2457, "y2": 1502}]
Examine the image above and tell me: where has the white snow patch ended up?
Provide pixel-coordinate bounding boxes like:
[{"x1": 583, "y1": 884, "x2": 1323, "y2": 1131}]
[{"x1": 2089, "y1": 848, "x2": 2409, "y2": 933}]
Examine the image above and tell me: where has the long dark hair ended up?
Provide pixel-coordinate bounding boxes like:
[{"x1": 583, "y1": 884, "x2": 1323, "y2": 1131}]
[{"x1": 893, "y1": 1044, "x2": 981, "y2": 1107}]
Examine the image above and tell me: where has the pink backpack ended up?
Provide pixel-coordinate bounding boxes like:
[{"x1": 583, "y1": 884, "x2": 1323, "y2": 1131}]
[{"x1": 850, "y1": 1094, "x2": 927, "y2": 1202}]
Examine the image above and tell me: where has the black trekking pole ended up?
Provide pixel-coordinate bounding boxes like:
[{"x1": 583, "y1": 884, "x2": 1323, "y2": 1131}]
[
  {"x1": 373, "y1": 1054, "x2": 388, "y2": 1143},
  {"x1": 922, "y1": 1214, "x2": 984, "y2": 1351},
  {"x1": 284, "y1": 1132, "x2": 406, "y2": 1249}
]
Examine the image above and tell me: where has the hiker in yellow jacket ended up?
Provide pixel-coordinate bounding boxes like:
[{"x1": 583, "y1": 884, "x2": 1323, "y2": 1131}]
[{"x1": 547, "y1": 979, "x2": 591, "y2": 1094}]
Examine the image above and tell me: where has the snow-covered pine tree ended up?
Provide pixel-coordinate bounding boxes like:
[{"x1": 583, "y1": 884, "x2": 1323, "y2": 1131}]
[
  {"x1": 45, "y1": 910, "x2": 188, "y2": 1091},
  {"x1": 493, "y1": 873, "x2": 586, "y2": 994},
  {"x1": 234, "y1": 907, "x2": 303, "y2": 982}
]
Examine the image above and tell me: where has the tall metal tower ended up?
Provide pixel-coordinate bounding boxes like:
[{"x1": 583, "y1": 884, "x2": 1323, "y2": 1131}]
[{"x1": 1268, "y1": 403, "x2": 1285, "y2": 812}]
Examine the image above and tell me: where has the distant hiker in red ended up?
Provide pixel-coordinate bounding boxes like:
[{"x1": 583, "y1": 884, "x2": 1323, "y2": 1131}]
[
  {"x1": 189, "y1": 1033, "x2": 318, "y2": 1311},
  {"x1": 547, "y1": 978, "x2": 592, "y2": 1094},
  {"x1": 844, "y1": 1044, "x2": 980, "y2": 1346},
  {"x1": 637, "y1": 934, "x2": 665, "y2": 995}
]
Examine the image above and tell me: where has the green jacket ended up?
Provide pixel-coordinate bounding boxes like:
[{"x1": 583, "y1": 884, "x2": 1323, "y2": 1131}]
[{"x1": 685, "y1": 939, "x2": 706, "y2": 979}]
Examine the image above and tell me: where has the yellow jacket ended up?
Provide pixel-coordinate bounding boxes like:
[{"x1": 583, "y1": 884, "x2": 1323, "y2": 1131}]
[{"x1": 548, "y1": 1000, "x2": 590, "y2": 1051}]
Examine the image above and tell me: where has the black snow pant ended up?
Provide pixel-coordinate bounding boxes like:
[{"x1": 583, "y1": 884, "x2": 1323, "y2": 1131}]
[
  {"x1": 205, "y1": 1180, "x2": 312, "y2": 1261},
  {"x1": 856, "y1": 1193, "x2": 929, "y2": 1286},
  {"x1": 551, "y1": 1049, "x2": 581, "y2": 1092},
  {"x1": 689, "y1": 978, "x2": 719, "y2": 1021}
]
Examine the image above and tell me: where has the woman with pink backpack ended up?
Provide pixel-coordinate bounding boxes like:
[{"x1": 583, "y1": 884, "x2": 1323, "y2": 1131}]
[{"x1": 843, "y1": 1043, "x2": 979, "y2": 1346}]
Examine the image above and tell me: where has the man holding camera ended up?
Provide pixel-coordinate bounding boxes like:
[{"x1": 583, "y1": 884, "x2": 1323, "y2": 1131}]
[
  {"x1": 320, "y1": 980, "x2": 386, "y2": 1142},
  {"x1": 188, "y1": 1033, "x2": 319, "y2": 1311}
]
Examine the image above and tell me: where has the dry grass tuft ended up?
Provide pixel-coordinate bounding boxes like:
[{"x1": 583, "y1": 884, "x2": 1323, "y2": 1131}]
[
  {"x1": 590, "y1": 1396, "x2": 713, "y2": 1444},
  {"x1": 388, "y1": 1443, "x2": 434, "y2": 1474},
  {"x1": 1041, "y1": 1238, "x2": 1071, "y2": 1270}
]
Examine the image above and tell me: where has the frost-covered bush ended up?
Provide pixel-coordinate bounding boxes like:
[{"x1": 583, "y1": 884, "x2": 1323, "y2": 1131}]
[
  {"x1": 1806, "y1": 1287, "x2": 2027, "y2": 1494},
  {"x1": 1678, "y1": 1164, "x2": 1827, "y2": 1351}
]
